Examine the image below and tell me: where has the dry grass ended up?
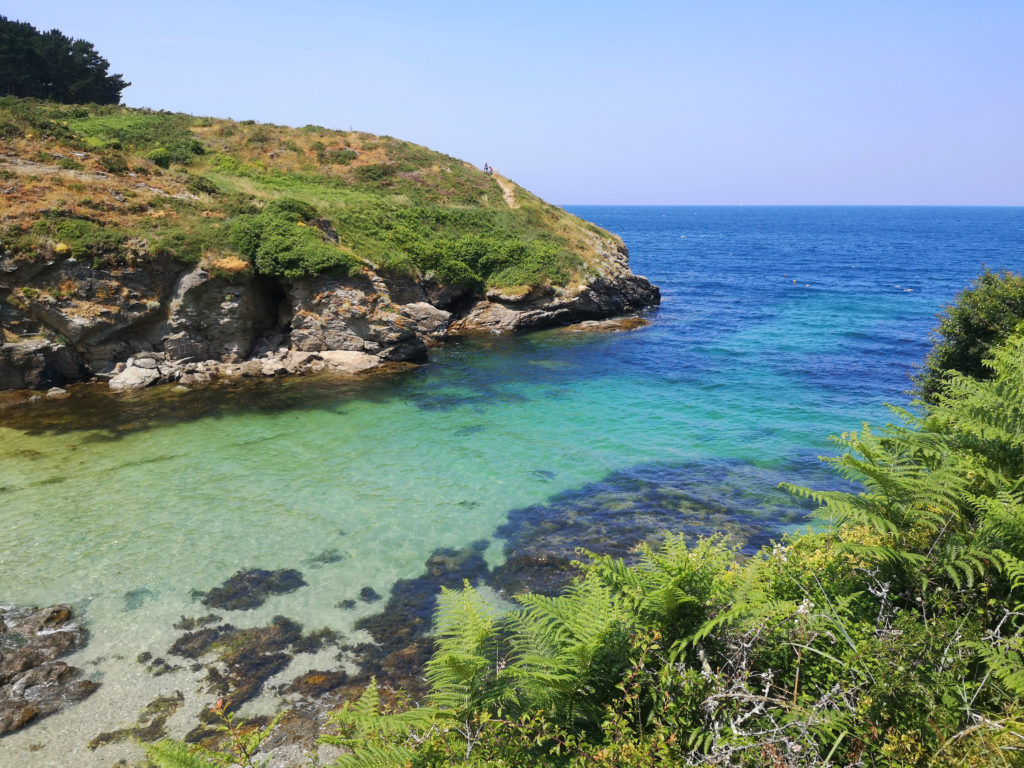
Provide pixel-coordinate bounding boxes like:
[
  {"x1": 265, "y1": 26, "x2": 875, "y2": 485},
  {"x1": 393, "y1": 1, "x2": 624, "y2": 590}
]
[{"x1": 203, "y1": 253, "x2": 251, "y2": 275}]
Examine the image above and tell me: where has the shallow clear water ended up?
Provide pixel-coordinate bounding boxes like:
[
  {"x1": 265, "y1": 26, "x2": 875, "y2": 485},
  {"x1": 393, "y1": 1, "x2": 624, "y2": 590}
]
[{"x1": 1, "y1": 206, "x2": 1022, "y2": 765}]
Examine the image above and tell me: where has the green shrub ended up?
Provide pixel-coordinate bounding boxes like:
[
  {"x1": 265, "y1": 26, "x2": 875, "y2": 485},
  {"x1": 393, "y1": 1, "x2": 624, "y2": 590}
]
[
  {"x1": 229, "y1": 199, "x2": 357, "y2": 278},
  {"x1": 70, "y1": 111, "x2": 204, "y2": 166},
  {"x1": 355, "y1": 163, "x2": 398, "y2": 182},
  {"x1": 247, "y1": 125, "x2": 272, "y2": 145},
  {"x1": 56, "y1": 157, "x2": 83, "y2": 170},
  {"x1": 917, "y1": 268, "x2": 1024, "y2": 401},
  {"x1": 227, "y1": 214, "x2": 261, "y2": 257},
  {"x1": 186, "y1": 175, "x2": 220, "y2": 195},
  {"x1": 33, "y1": 216, "x2": 127, "y2": 261},
  {"x1": 147, "y1": 147, "x2": 171, "y2": 169},
  {"x1": 434, "y1": 258, "x2": 479, "y2": 287},
  {"x1": 99, "y1": 151, "x2": 130, "y2": 174},
  {"x1": 264, "y1": 198, "x2": 318, "y2": 221},
  {"x1": 317, "y1": 146, "x2": 357, "y2": 165},
  {"x1": 213, "y1": 154, "x2": 241, "y2": 173}
]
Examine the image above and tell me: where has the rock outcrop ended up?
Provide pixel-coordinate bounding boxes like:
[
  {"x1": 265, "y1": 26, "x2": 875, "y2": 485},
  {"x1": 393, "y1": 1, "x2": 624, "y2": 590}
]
[
  {"x1": 0, "y1": 240, "x2": 658, "y2": 394},
  {"x1": 0, "y1": 604, "x2": 98, "y2": 736}
]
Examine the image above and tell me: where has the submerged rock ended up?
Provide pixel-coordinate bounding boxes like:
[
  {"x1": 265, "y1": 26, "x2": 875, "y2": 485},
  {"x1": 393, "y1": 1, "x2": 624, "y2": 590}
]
[
  {"x1": 560, "y1": 316, "x2": 651, "y2": 333},
  {"x1": 200, "y1": 568, "x2": 308, "y2": 611},
  {"x1": 281, "y1": 670, "x2": 348, "y2": 698},
  {"x1": 88, "y1": 691, "x2": 185, "y2": 749},
  {"x1": 151, "y1": 604, "x2": 346, "y2": 747},
  {"x1": 0, "y1": 604, "x2": 98, "y2": 736}
]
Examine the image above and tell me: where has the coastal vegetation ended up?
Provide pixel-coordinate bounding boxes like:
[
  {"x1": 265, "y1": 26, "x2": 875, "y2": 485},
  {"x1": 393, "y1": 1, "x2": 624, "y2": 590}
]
[
  {"x1": 145, "y1": 272, "x2": 1024, "y2": 766},
  {"x1": 916, "y1": 269, "x2": 1024, "y2": 402},
  {"x1": 0, "y1": 97, "x2": 609, "y2": 293}
]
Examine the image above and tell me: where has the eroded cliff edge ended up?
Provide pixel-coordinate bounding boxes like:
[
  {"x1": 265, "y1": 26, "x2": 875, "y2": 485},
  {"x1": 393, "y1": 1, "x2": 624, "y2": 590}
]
[{"x1": 0, "y1": 240, "x2": 658, "y2": 392}]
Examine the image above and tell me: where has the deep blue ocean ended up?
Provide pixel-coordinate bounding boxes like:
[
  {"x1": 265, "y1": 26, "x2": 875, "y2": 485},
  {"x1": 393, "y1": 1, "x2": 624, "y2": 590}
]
[{"x1": 2, "y1": 206, "x2": 1022, "y2": 765}]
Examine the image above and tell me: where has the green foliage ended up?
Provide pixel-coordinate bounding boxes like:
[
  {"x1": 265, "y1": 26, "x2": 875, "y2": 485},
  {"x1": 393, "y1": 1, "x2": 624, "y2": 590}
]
[
  {"x1": 147, "y1": 146, "x2": 172, "y2": 168},
  {"x1": 314, "y1": 142, "x2": 358, "y2": 165},
  {"x1": 917, "y1": 268, "x2": 1024, "y2": 402},
  {"x1": 330, "y1": 204, "x2": 581, "y2": 290},
  {"x1": 99, "y1": 150, "x2": 129, "y2": 174},
  {"x1": 229, "y1": 199, "x2": 359, "y2": 278},
  {"x1": 355, "y1": 163, "x2": 398, "y2": 183},
  {"x1": 145, "y1": 740, "x2": 211, "y2": 768},
  {"x1": 33, "y1": 215, "x2": 127, "y2": 262},
  {"x1": 70, "y1": 110, "x2": 206, "y2": 166},
  {"x1": 0, "y1": 16, "x2": 129, "y2": 104},
  {"x1": 186, "y1": 175, "x2": 220, "y2": 196}
]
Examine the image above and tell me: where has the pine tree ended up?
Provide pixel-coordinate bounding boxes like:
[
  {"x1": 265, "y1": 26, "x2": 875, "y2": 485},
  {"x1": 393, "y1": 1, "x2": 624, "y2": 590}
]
[{"x1": 0, "y1": 16, "x2": 129, "y2": 104}]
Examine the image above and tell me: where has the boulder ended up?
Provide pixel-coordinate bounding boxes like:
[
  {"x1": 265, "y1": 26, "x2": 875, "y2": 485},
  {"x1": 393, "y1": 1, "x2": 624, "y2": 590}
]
[
  {"x1": 318, "y1": 350, "x2": 380, "y2": 374},
  {"x1": 399, "y1": 302, "x2": 451, "y2": 336},
  {"x1": 108, "y1": 364, "x2": 160, "y2": 392}
]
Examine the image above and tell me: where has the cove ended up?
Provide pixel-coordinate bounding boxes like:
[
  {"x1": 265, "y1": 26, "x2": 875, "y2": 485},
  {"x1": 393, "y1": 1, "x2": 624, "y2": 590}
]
[{"x1": 1, "y1": 205, "x2": 1021, "y2": 766}]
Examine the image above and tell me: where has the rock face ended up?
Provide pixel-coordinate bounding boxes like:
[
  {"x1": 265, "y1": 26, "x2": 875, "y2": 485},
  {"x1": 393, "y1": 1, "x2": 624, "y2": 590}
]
[
  {"x1": 0, "y1": 238, "x2": 658, "y2": 393},
  {"x1": 163, "y1": 268, "x2": 282, "y2": 363},
  {"x1": 451, "y1": 274, "x2": 660, "y2": 335},
  {"x1": 0, "y1": 604, "x2": 98, "y2": 736}
]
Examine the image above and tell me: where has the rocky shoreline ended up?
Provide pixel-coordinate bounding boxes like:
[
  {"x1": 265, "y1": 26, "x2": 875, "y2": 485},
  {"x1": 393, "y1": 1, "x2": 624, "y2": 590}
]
[
  {"x1": 1, "y1": 241, "x2": 659, "y2": 394},
  {"x1": 0, "y1": 604, "x2": 97, "y2": 737}
]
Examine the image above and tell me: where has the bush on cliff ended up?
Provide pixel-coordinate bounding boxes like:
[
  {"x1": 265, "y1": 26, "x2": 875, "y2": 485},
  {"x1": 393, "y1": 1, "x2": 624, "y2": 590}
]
[
  {"x1": 229, "y1": 198, "x2": 359, "y2": 279},
  {"x1": 32, "y1": 215, "x2": 128, "y2": 264}
]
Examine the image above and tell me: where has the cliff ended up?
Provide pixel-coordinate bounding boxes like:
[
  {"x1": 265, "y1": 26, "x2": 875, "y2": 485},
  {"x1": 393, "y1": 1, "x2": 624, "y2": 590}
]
[{"x1": 0, "y1": 98, "x2": 659, "y2": 392}]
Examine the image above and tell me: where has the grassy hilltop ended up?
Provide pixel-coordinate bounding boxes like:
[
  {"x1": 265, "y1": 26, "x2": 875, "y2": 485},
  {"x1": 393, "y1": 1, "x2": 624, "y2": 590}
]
[{"x1": 0, "y1": 97, "x2": 620, "y2": 293}]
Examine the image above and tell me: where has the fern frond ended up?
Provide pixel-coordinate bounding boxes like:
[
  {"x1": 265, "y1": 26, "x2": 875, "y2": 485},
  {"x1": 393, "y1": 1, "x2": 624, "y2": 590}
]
[
  {"x1": 977, "y1": 641, "x2": 1024, "y2": 699},
  {"x1": 330, "y1": 743, "x2": 417, "y2": 768},
  {"x1": 144, "y1": 741, "x2": 214, "y2": 768}
]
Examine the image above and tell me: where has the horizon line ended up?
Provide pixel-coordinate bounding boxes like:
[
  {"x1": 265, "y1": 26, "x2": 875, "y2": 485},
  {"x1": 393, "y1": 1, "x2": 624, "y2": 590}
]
[{"x1": 559, "y1": 203, "x2": 1024, "y2": 209}]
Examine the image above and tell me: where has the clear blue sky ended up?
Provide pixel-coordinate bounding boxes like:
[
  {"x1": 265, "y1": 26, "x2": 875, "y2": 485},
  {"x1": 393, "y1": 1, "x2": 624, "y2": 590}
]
[{"x1": 7, "y1": 1, "x2": 1023, "y2": 205}]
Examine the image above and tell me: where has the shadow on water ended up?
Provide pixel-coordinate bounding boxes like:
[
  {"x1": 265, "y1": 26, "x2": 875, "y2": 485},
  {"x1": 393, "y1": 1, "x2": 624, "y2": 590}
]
[
  {"x1": 0, "y1": 366, "x2": 418, "y2": 438},
  {"x1": 0, "y1": 330, "x2": 642, "y2": 438}
]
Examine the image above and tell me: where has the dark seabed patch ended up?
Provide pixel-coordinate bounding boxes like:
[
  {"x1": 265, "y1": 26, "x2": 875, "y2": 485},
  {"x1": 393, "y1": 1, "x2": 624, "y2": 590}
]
[
  {"x1": 0, "y1": 605, "x2": 99, "y2": 736},
  {"x1": 199, "y1": 568, "x2": 308, "y2": 611},
  {"x1": 122, "y1": 587, "x2": 157, "y2": 612},
  {"x1": 96, "y1": 455, "x2": 852, "y2": 750},
  {"x1": 307, "y1": 548, "x2": 345, "y2": 566},
  {"x1": 133, "y1": 614, "x2": 344, "y2": 745},
  {"x1": 88, "y1": 692, "x2": 184, "y2": 749},
  {"x1": 0, "y1": 367, "x2": 415, "y2": 438},
  {"x1": 345, "y1": 540, "x2": 491, "y2": 698},
  {"x1": 489, "y1": 458, "x2": 837, "y2": 596}
]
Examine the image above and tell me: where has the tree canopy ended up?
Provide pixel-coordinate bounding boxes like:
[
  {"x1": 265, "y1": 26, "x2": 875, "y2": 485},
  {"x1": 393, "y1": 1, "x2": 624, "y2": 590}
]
[{"x1": 0, "y1": 16, "x2": 129, "y2": 104}]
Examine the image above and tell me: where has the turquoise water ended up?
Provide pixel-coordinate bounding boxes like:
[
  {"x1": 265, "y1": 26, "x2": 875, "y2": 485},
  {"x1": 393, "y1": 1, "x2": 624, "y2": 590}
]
[{"x1": 1, "y1": 206, "x2": 1022, "y2": 764}]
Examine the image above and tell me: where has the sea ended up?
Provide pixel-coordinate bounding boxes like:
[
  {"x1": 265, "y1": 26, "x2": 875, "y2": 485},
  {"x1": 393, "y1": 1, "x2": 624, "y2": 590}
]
[{"x1": 1, "y1": 206, "x2": 1022, "y2": 765}]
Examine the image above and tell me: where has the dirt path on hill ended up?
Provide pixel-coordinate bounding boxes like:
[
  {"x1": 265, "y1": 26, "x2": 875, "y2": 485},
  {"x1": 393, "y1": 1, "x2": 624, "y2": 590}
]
[{"x1": 493, "y1": 173, "x2": 519, "y2": 209}]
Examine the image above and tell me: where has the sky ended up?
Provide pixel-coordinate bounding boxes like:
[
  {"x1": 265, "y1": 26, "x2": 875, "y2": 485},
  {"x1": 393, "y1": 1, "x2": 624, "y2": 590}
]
[{"x1": 6, "y1": 1, "x2": 1023, "y2": 205}]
